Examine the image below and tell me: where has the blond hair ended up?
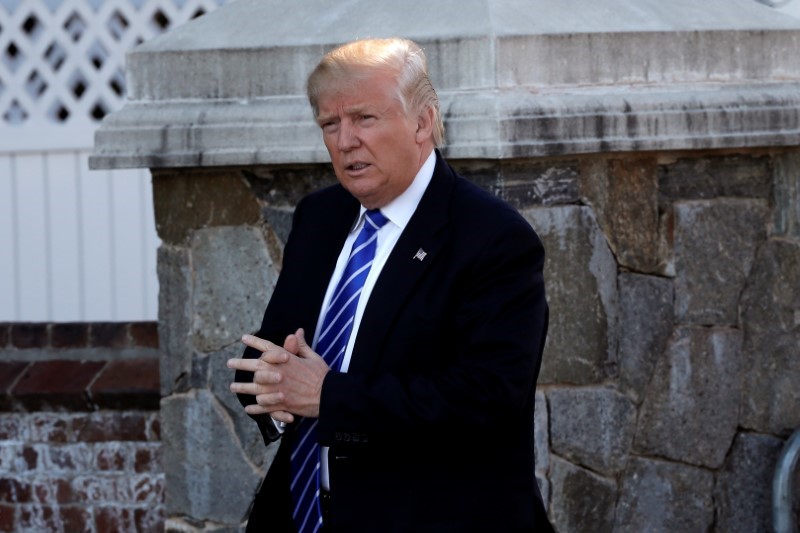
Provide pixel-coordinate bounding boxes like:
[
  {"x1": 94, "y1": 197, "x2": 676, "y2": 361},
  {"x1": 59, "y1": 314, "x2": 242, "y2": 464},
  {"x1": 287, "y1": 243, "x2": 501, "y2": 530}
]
[{"x1": 307, "y1": 38, "x2": 445, "y2": 147}]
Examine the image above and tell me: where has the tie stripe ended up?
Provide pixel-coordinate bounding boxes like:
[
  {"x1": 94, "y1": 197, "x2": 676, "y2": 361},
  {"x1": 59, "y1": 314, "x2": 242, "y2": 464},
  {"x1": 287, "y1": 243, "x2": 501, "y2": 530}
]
[{"x1": 290, "y1": 209, "x2": 389, "y2": 532}]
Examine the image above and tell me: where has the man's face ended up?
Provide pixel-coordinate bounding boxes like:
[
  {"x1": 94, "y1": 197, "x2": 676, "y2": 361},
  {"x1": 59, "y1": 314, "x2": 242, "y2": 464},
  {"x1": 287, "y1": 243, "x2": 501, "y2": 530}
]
[{"x1": 315, "y1": 72, "x2": 430, "y2": 209}]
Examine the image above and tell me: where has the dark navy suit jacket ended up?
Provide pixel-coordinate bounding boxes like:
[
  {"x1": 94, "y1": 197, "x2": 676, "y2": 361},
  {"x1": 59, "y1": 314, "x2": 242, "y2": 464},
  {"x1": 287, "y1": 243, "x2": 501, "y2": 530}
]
[{"x1": 237, "y1": 152, "x2": 553, "y2": 532}]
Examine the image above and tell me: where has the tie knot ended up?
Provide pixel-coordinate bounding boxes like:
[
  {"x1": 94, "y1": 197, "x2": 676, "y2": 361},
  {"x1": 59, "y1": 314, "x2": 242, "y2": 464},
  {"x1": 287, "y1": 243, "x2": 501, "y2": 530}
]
[{"x1": 364, "y1": 209, "x2": 389, "y2": 231}]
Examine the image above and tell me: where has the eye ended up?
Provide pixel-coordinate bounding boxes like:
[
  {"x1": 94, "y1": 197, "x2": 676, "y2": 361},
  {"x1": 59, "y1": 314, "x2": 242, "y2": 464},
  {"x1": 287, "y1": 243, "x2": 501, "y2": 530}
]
[{"x1": 360, "y1": 114, "x2": 376, "y2": 123}]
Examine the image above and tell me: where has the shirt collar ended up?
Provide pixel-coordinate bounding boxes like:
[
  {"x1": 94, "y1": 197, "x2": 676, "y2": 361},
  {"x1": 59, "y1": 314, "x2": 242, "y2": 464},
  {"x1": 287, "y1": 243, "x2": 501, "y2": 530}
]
[{"x1": 352, "y1": 150, "x2": 436, "y2": 232}]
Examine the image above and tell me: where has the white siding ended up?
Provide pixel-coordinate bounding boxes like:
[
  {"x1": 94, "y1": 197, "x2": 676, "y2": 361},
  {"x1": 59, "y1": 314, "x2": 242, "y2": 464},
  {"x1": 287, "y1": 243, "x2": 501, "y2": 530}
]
[{"x1": 1, "y1": 0, "x2": 228, "y2": 321}]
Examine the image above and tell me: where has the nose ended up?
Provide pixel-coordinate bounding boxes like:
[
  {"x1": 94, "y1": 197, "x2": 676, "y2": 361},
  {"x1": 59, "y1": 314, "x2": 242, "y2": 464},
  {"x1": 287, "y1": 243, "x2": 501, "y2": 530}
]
[{"x1": 337, "y1": 121, "x2": 360, "y2": 151}]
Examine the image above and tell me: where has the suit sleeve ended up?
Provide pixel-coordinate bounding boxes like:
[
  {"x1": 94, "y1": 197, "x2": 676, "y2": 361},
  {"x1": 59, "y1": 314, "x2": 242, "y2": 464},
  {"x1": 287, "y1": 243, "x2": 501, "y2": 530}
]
[{"x1": 316, "y1": 211, "x2": 548, "y2": 448}]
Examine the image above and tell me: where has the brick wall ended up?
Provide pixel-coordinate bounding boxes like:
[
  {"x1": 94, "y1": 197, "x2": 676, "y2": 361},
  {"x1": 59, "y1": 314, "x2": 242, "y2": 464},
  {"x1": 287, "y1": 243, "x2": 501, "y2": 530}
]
[{"x1": 0, "y1": 322, "x2": 164, "y2": 533}]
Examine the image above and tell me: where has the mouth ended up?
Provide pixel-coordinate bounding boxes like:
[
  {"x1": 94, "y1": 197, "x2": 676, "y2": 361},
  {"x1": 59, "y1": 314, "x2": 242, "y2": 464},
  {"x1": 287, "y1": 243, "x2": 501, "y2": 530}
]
[{"x1": 346, "y1": 162, "x2": 370, "y2": 172}]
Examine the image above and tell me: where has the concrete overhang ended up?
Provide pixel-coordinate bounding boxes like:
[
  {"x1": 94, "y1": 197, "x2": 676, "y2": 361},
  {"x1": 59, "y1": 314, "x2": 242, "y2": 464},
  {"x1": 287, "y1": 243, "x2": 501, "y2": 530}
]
[{"x1": 90, "y1": 0, "x2": 800, "y2": 169}]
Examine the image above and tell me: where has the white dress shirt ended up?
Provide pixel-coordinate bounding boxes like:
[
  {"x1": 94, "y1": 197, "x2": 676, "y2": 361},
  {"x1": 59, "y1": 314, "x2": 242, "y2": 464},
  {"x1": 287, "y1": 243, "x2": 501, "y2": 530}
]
[{"x1": 316, "y1": 150, "x2": 436, "y2": 489}]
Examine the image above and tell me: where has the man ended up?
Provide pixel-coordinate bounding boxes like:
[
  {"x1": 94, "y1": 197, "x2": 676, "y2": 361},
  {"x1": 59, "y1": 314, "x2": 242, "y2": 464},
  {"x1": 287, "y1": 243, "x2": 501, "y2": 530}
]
[{"x1": 228, "y1": 38, "x2": 553, "y2": 532}]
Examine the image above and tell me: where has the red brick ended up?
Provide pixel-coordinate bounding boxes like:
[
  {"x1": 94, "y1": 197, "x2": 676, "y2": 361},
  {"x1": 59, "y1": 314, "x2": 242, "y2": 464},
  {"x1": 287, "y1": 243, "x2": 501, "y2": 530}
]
[
  {"x1": 13, "y1": 360, "x2": 105, "y2": 411},
  {"x1": 10, "y1": 323, "x2": 49, "y2": 349},
  {"x1": 0, "y1": 478, "x2": 32, "y2": 502},
  {"x1": 0, "y1": 503, "x2": 15, "y2": 532},
  {"x1": 32, "y1": 477, "x2": 73, "y2": 504},
  {"x1": 60, "y1": 505, "x2": 92, "y2": 533},
  {"x1": 46, "y1": 444, "x2": 92, "y2": 471},
  {"x1": 0, "y1": 362, "x2": 28, "y2": 412},
  {"x1": 95, "y1": 507, "x2": 135, "y2": 533},
  {"x1": 96, "y1": 443, "x2": 128, "y2": 471},
  {"x1": 89, "y1": 323, "x2": 129, "y2": 348},
  {"x1": 89, "y1": 358, "x2": 160, "y2": 410},
  {"x1": 71, "y1": 476, "x2": 122, "y2": 502},
  {"x1": 0, "y1": 324, "x2": 9, "y2": 349},
  {"x1": 50, "y1": 323, "x2": 89, "y2": 349},
  {"x1": 0, "y1": 415, "x2": 24, "y2": 441},
  {"x1": 129, "y1": 322, "x2": 159, "y2": 349},
  {"x1": 28, "y1": 413, "x2": 71, "y2": 443},
  {"x1": 132, "y1": 474, "x2": 164, "y2": 504},
  {"x1": 21, "y1": 446, "x2": 38, "y2": 470},
  {"x1": 135, "y1": 505, "x2": 165, "y2": 531},
  {"x1": 134, "y1": 445, "x2": 161, "y2": 473},
  {"x1": 147, "y1": 415, "x2": 160, "y2": 441},
  {"x1": 77, "y1": 413, "x2": 148, "y2": 442},
  {"x1": 17, "y1": 504, "x2": 55, "y2": 530}
]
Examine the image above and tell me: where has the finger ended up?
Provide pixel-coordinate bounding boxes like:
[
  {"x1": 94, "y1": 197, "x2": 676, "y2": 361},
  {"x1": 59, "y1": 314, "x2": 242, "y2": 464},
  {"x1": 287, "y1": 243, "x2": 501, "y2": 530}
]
[
  {"x1": 284, "y1": 332, "x2": 300, "y2": 355},
  {"x1": 226, "y1": 357, "x2": 263, "y2": 373},
  {"x1": 270, "y1": 410, "x2": 295, "y2": 424},
  {"x1": 242, "y1": 334, "x2": 277, "y2": 352},
  {"x1": 229, "y1": 381, "x2": 269, "y2": 396},
  {"x1": 260, "y1": 347, "x2": 290, "y2": 364},
  {"x1": 255, "y1": 392, "x2": 285, "y2": 406},
  {"x1": 253, "y1": 368, "x2": 282, "y2": 385}
]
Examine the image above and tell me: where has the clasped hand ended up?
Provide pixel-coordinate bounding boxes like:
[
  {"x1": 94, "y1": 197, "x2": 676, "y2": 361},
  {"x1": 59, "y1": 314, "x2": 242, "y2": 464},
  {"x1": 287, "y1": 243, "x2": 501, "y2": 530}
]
[{"x1": 227, "y1": 328, "x2": 330, "y2": 423}]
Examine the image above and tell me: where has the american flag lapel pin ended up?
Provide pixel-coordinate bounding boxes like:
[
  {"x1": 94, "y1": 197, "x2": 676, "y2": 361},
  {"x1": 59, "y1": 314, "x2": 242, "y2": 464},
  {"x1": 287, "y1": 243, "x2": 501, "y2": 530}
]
[{"x1": 413, "y1": 248, "x2": 427, "y2": 261}]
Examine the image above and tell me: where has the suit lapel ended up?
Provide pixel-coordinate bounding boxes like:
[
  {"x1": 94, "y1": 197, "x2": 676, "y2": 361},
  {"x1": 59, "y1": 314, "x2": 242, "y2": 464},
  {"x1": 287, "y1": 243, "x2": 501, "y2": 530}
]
[{"x1": 348, "y1": 153, "x2": 456, "y2": 376}]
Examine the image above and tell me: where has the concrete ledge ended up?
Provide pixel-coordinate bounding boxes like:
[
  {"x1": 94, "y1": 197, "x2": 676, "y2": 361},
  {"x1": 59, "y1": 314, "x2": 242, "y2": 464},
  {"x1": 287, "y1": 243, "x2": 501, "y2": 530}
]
[
  {"x1": 91, "y1": 0, "x2": 800, "y2": 168},
  {"x1": 90, "y1": 83, "x2": 800, "y2": 169}
]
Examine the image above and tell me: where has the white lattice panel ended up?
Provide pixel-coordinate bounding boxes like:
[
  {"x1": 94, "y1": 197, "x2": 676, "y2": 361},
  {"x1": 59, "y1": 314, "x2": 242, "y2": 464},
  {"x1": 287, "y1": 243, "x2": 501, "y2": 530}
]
[
  {"x1": 0, "y1": 0, "x2": 229, "y2": 321},
  {"x1": 0, "y1": 0, "x2": 227, "y2": 130}
]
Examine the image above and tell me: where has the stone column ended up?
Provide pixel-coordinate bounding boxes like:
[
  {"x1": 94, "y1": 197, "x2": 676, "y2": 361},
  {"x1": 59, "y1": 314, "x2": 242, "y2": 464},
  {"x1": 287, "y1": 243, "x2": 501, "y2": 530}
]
[{"x1": 92, "y1": 0, "x2": 800, "y2": 530}]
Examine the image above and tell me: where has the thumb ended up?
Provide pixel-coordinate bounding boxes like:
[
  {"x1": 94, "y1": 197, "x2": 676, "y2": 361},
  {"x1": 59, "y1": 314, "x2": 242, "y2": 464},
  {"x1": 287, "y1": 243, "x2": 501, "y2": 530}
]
[{"x1": 293, "y1": 328, "x2": 316, "y2": 358}]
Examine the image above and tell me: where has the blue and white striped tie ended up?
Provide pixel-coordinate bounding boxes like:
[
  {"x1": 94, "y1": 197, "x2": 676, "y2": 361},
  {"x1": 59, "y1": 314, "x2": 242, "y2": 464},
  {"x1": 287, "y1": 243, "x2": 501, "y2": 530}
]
[{"x1": 290, "y1": 209, "x2": 389, "y2": 532}]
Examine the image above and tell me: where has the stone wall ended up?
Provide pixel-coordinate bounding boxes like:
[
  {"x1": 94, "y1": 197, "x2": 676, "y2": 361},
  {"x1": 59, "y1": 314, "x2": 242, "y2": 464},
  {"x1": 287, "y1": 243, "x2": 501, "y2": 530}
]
[
  {"x1": 0, "y1": 322, "x2": 164, "y2": 532},
  {"x1": 154, "y1": 148, "x2": 800, "y2": 532}
]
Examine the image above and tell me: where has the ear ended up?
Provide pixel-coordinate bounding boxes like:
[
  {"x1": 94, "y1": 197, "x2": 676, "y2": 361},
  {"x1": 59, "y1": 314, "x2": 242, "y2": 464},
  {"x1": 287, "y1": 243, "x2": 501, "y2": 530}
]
[{"x1": 414, "y1": 105, "x2": 435, "y2": 144}]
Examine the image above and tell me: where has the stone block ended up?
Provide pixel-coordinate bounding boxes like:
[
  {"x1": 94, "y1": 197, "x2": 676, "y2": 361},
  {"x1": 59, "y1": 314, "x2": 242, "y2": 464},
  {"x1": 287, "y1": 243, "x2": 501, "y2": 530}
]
[
  {"x1": 617, "y1": 273, "x2": 674, "y2": 404},
  {"x1": 89, "y1": 358, "x2": 160, "y2": 410},
  {"x1": 740, "y1": 239, "x2": 800, "y2": 435},
  {"x1": 162, "y1": 390, "x2": 263, "y2": 525},
  {"x1": 208, "y1": 343, "x2": 276, "y2": 469},
  {"x1": 673, "y1": 199, "x2": 767, "y2": 325},
  {"x1": 190, "y1": 226, "x2": 278, "y2": 353},
  {"x1": 772, "y1": 151, "x2": 800, "y2": 239},
  {"x1": 614, "y1": 457, "x2": 713, "y2": 533},
  {"x1": 244, "y1": 165, "x2": 337, "y2": 210},
  {"x1": 548, "y1": 456, "x2": 616, "y2": 533},
  {"x1": 714, "y1": 432, "x2": 784, "y2": 533},
  {"x1": 157, "y1": 245, "x2": 193, "y2": 396},
  {"x1": 152, "y1": 169, "x2": 261, "y2": 245},
  {"x1": 260, "y1": 206, "x2": 295, "y2": 248},
  {"x1": 520, "y1": 206, "x2": 618, "y2": 385},
  {"x1": 499, "y1": 159, "x2": 581, "y2": 208},
  {"x1": 549, "y1": 387, "x2": 636, "y2": 475},
  {"x1": 658, "y1": 154, "x2": 771, "y2": 202},
  {"x1": 534, "y1": 390, "x2": 549, "y2": 475},
  {"x1": 580, "y1": 158, "x2": 661, "y2": 273},
  {"x1": 452, "y1": 159, "x2": 581, "y2": 209},
  {"x1": 634, "y1": 327, "x2": 742, "y2": 468}
]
